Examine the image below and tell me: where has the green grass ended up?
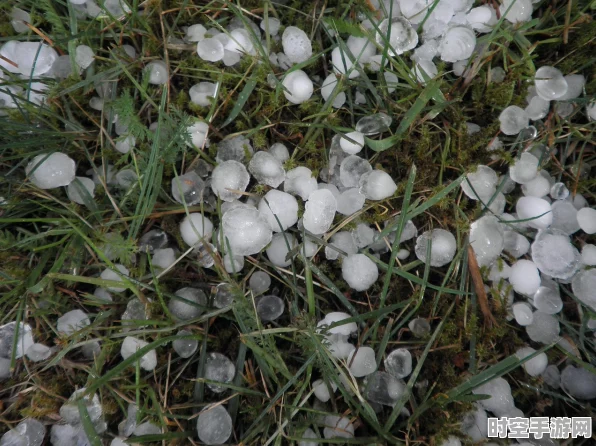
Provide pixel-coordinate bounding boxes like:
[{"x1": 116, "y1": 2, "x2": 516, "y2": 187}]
[{"x1": 1, "y1": 0, "x2": 596, "y2": 445}]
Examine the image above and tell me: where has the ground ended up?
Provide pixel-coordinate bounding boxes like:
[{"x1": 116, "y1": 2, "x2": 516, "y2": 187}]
[{"x1": 0, "y1": 0, "x2": 595, "y2": 445}]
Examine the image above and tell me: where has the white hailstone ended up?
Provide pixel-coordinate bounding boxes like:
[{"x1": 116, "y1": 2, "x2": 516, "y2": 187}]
[
  {"x1": 100, "y1": 264, "x2": 130, "y2": 292},
  {"x1": 440, "y1": 437, "x2": 462, "y2": 446},
  {"x1": 75, "y1": 45, "x2": 95, "y2": 69},
  {"x1": 12, "y1": 42, "x2": 57, "y2": 76},
  {"x1": 340, "y1": 155, "x2": 372, "y2": 187},
  {"x1": 196, "y1": 405, "x2": 232, "y2": 445},
  {"x1": 115, "y1": 134, "x2": 136, "y2": 154},
  {"x1": 325, "y1": 232, "x2": 357, "y2": 260},
  {"x1": 121, "y1": 336, "x2": 156, "y2": 371},
  {"x1": 364, "y1": 371, "x2": 405, "y2": 406},
  {"x1": 376, "y1": 17, "x2": 418, "y2": 57},
  {"x1": 171, "y1": 171, "x2": 205, "y2": 206},
  {"x1": 225, "y1": 29, "x2": 254, "y2": 55},
  {"x1": 89, "y1": 96, "x2": 104, "y2": 111},
  {"x1": 187, "y1": 121, "x2": 210, "y2": 148},
  {"x1": 303, "y1": 189, "x2": 337, "y2": 234},
  {"x1": 336, "y1": 188, "x2": 366, "y2": 218},
  {"x1": 222, "y1": 253, "x2": 243, "y2": 273},
  {"x1": 151, "y1": 248, "x2": 176, "y2": 270},
  {"x1": 66, "y1": 177, "x2": 95, "y2": 205},
  {"x1": 317, "y1": 312, "x2": 357, "y2": 336},
  {"x1": 509, "y1": 260, "x2": 540, "y2": 296},
  {"x1": 321, "y1": 73, "x2": 347, "y2": 108},
  {"x1": 542, "y1": 364, "x2": 561, "y2": 389},
  {"x1": 572, "y1": 269, "x2": 596, "y2": 310},
  {"x1": 342, "y1": 254, "x2": 379, "y2": 291},
  {"x1": 531, "y1": 230, "x2": 580, "y2": 280},
  {"x1": 521, "y1": 174, "x2": 550, "y2": 197},
  {"x1": 412, "y1": 39, "x2": 439, "y2": 62},
  {"x1": 329, "y1": 337, "x2": 356, "y2": 360},
  {"x1": 26, "y1": 343, "x2": 52, "y2": 362},
  {"x1": 356, "y1": 113, "x2": 392, "y2": 136},
  {"x1": 260, "y1": 17, "x2": 281, "y2": 36},
  {"x1": 499, "y1": 106, "x2": 530, "y2": 135},
  {"x1": 204, "y1": 352, "x2": 236, "y2": 393},
  {"x1": 323, "y1": 415, "x2": 354, "y2": 440},
  {"x1": 385, "y1": 348, "x2": 412, "y2": 379},
  {"x1": 248, "y1": 151, "x2": 285, "y2": 187},
  {"x1": 533, "y1": 285, "x2": 563, "y2": 314},
  {"x1": 512, "y1": 302, "x2": 534, "y2": 326},
  {"x1": 284, "y1": 167, "x2": 318, "y2": 200},
  {"x1": 180, "y1": 213, "x2": 214, "y2": 247},
  {"x1": 461, "y1": 165, "x2": 498, "y2": 201},
  {"x1": 189, "y1": 82, "x2": 217, "y2": 107},
  {"x1": 256, "y1": 295, "x2": 285, "y2": 322},
  {"x1": 472, "y1": 377, "x2": 515, "y2": 416},
  {"x1": 10, "y1": 8, "x2": 31, "y2": 33},
  {"x1": 258, "y1": 190, "x2": 299, "y2": 232},
  {"x1": 211, "y1": 160, "x2": 250, "y2": 202},
  {"x1": 561, "y1": 365, "x2": 596, "y2": 400},
  {"x1": 359, "y1": 170, "x2": 397, "y2": 200},
  {"x1": 466, "y1": 6, "x2": 497, "y2": 32},
  {"x1": 103, "y1": 0, "x2": 131, "y2": 16},
  {"x1": 282, "y1": 70, "x2": 314, "y2": 104},
  {"x1": 571, "y1": 193, "x2": 588, "y2": 210},
  {"x1": 415, "y1": 229, "x2": 457, "y2": 267},
  {"x1": 173, "y1": 329, "x2": 198, "y2": 358},
  {"x1": 266, "y1": 233, "x2": 297, "y2": 267},
  {"x1": 515, "y1": 346, "x2": 548, "y2": 376},
  {"x1": 503, "y1": 231, "x2": 530, "y2": 258},
  {"x1": 0, "y1": 322, "x2": 34, "y2": 360},
  {"x1": 439, "y1": 26, "x2": 476, "y2": 62},
  {"x1": 222, "y1": 207, "x2": 273, "y2": 256},
  {"x1": 347, "y1": 35, "x2": 376, "y2": 64},
  {"x1": 516, "y1": 196, "x2": 553, "y2": 229},
  {"x1": 351, "y1": 223, "x2": 375, "y2": 249},
  {"x1": 339, "y1": 131, "x2": 365, "y2": 155},
  {"x1": 347, "y1": 347, "x2": 377, "y2": 377},
  {"x1": 587, "y1": 102, "x2": 596, "y2": 121},
  {"x1": 469, "y1": 216, "x2": 504, "y2": 267},
  {"x1": 413, "y1": 59, "x2": 438, "y2": 83},
  {"x1": 550, "y1": 182, "x2": 569, "y2": 200},
  {"x1": 186, "y1": 24, "x2": 207, "y2": 42},
  {"x1": 330, "y1": 46, "x2": 359, "y2": 79},
  {"x1": 26, "y1": 152, "x2": 76, "y2": 189},
  {"x1": 169, "y1": 287, "x2": 207, "y2": 321},
  {"x1": 534, "y1": 66, "x2": 568, "y2": 100},
  {"x1": 312, "y1": 379, "x2": 338, "y2": 403},
  {"x1": 57, "y1": 310, "x2": 90, "y2": 335},
  {"x1": 577, "y1": 207, "x2": 596, "y2": 234},
  {"x1": 197, "y1": 38, "x2": 225, "y2": 62},
  {"x1": 383, "y1": 72, "x2": 399, "y2": 93},
  {"x1": 499, "y1": 0, "x2": 533, "y2": 24},
  {"x1": 581, "y1": 244, "x2": 596, "y2": 266},
  {"x1": 282, "y1": 26, "x2": 312, "y2": 64},
  {"x1": 526, "y1": 311, "x2": 560, "y2": 344},
  {"x1": 461, "y1": 405, "x2": 489, "y2": 442},
  {"x1": 301, "y1": 236, "x2": 318, "y2": 258},
  {"x1": 249, "y1": 271, "x2": 271, "y2": 295},
  {"x1": 145, "y1": 60, "x2": 168, "y2": 84},
  {"x1": 269, "y1": 143, "x2": 290, "y2": 163},
  {"x1": 525, "y1": 95, "x2": 550, "y2": 120}
]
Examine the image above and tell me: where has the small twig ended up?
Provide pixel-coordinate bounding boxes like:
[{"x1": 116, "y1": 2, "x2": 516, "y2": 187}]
[{"x1": 467, "y1": 245, "x2": 497, "y2": 329}]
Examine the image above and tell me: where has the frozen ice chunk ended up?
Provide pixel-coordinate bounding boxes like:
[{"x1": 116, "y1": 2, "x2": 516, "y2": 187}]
[
  {"x1": 169, "y1": 287, "x2": 206, "y2": 321},
  {"x1": 342, "y1": 254, "x2": 378, "y2": 291},
  {"x1": 351, "y1": 223, "x2": 375, "y2": 249},
  {"x1": 204, "y1": 352, "x2": 235, "y2": 393},
  {"x1": 503, "y1": 231, "x2": 530, "y2": 258},
  {"x1": 172, "y1": 171, "x2": 205, "y2": 206},
  {"x1": 521, "y1": 174, "x2": 550, "y2": 197},
  {"x1": 60, "y1": 388, "x2": 102, "y2": 425},
  {"x1": 118, "y1": 403, "x2": 138, "y2": 437},
  {"x1": 559, "y1": 74, "x2": 585, "y2": 100},
  {"x1": 531, "y1": 230, "x2": 580, "y2": 280},
  {"x1": 180, "y1": 213, "x2": 214, "y2": 247},
  {"x1": 376, "y1": 17, "x2": 418, "y2": 57},
  {"x1": 26, "y1": 153, "x2": 76, "y2": 189},
  {"x1": 409, "y1": 318, "x2": 431, "y2": 337},
  {"x1": 256, "y1": 295, "x2": 285, "y2": 322},
  {"x1": 571, "y1": 269, "x2": 596, "y2": 311},
  {"x1": 577, "y1": 207, "x2": 596, "y2": 234},
  {"x1": 499, "y1": 106, "x2": 529, "y2": 135},
  {"x1": 197, "y1": 38, "x2": 225, "y2": 62},
  {"x1": 25, "y1": 343, "x2": 52, "y2": 362},
  {"x1": 303, "y1": 189, "x2": 337, "y2": 234},
  {"x1": 323, "y1": 415, "x2": 354, "y2": 439},
  {"x1": 0, "y1": 358, "x2": 10, "y2": 380},
  {"x1": 336, "y1": 188, "x2": 366, "y2": 216},
  {"x1": 298, "y1": 428, "x2": 319, "y2": 446},
  {"x1": 533, "y1": 285, "x2": 563, "y2": 314},
  {"x1": 187, "y1": 121, "x2": 209, "y2": 149},
  {"x1": 364, "y1": 371, "x2": 405, "y2": 406},
  {"x1": 116, "y1": 168, "x2": 137, "y2": 189},
  {"x1": 151, "y1": 248, "x2": 176, "y2": 270},
  {"x1": 460, "y1": 405, "x2": 488, "y2": 442},
  {"x1": 223, "y1": 254, "x2": 244, "y2": 273},
  {"x1": 339, "y1": 131, "x2": 364, "y2": 155},
  {"x1": 413, "y1": 59, "x2": 438, "y2": 83},
  {"x1": 145, "y1": 60, "x2": 168, "y2": 84},
  {"x1": 466, "y1": 6, "x2": 497, "y2": 32},
  {"x1": 10, "y1": 8, "x2": 31, "y2": 34},
  {"x1": 359, "y1": 170, "x2": 397, "y2": 200},
  {"x1": 258, "y1": 190, "x2": 299, "y2": 232},
  {"x1": 525, "y1": 95, "x2": 550, "y2": 120},
  {"x1": 75, "y1": 45, "x2": 94, "y2": 69},
  {"x1": 186, "y1": 24, "x2": 207, "y2": 42},
  {"x1": 172, "y1": 329, "x2": 198, "y2": 358},
  {"x1": 340, "y1": 155, "x2": 372, "y2": 188},
  {"x1": 415, "y1": 229, "x2": 457, "y2": 267},
  {"x1": 282, "y1": 70, "x2": 314, "y2": 104},
  {"x1": 499, "y1": 0, "x2": 533, "y2": 24},
  {"x1": 214, "y1": 283, "x2": 235, "y2": 308},
  {"x1": 516, "y1": 346, "x2": 548, "y2": 377},
  {"x1": 321, "y1": 73, "x2": 346, "y2": 108},
  {"x1": 66, "y1": 177, "x2": 95, "y2": 205},
  {"x1": 561, "y1": 365, "x2": 596, "y2": 400},
  {"x1": 347, "y1": 346, "x2": 376, "y2": 377},
  {"x1": 0, "y1": 322, "x2": 34, "y2": 360},
  {"x1": 439, "y1": 26, "x2": 476, "y2": 62},
  {"x1": 317, "y1": 312, "x2": 357, "y2": 337},
  {"x1": 516, "y1": 196, "x2": 552, "y2": 229},
  {"x1": 282, "y1": 26, "x2": 312, "y2": 64},
  {"x1": 133, "y1": 422, "x2": 161, "y2": 436},
  {"x1": 211, "y1": 160, "x2": 250, "y2": 202},
  {"x1": 331, "y1": 46, "x2": 359, "y2": 79},
  {"x1": 534, "y1": 66, "x2": 568, "y2": 100},
  {"x1": 472, "y1": 377, "x2": 515, "y2": 416},
  {"x1": 526, "y1": 311, "x2": 560, "y2": 344},
  {"x1": 284, "y1": 167, "x2": 318, "y2": 200},
  {"x1": 139, "y1": 229, "x2": 168, "y2": 253},
  {"x1": 249, "y1": 271, "x2": 271, "y2": 295},
  {"x1": 222, "y1": 207, "x2": 273, "y2": 256},
  {"x1": 248, "y1": 151, "x2": 285, "y2": 187},
  {"x1": 189, "y1": 82, "x2": 217, "y2": 106},
  {"x1": 582, "y1": 244, "x2": 596, "y2": 266},
  {"x1": 325, "y1": 232, "x2": 357, "y2": 260},
  {"x1": 266, "y1": 233, "x2": 296, "y2": 267},
  {"x1": 13, "y1": 42, "x2": 57, "y2": 76},
  {"x1": 260, "y1": 17, "x2": 281, "y2": 36},
  {"x1": 268, "y1": 143, "x2": 290, "y2": 163},
  {"x1": 550, "y1": 182, "x2": 569, "y2": 200},
  {"x1": 542, "y1": 364, "x2": 561, "y2": 389},
  {"x1": 57, "y1": 310, "x2": 90, "y2": 335},
  {"x1": 356, "y1": 113, "x2": 392, "y2": 136},
  {"x1": 216, "y1": 135, "x2": 253, "y2": 163},
  {"x1": 512, "y1": 302, "x2": 533, "y2": 326},
  {"x1": 461, "y1": 165, "x2": 498, "y2": 201},
  {"x1": 312, "y1": 378, "x2": 337, "y2": 403},
  {"x1": 1, "y1": 418, "x2": 45, "y2": 446},
  {"x1": 384, "y1": 348, "x2": 412, "y2": 379},
  {"x1": 121, "y1": 336, "x2": 157, "y2": 371},
  {"x1": 509, "y1": 259, "x2": 540, "y2": 296}
]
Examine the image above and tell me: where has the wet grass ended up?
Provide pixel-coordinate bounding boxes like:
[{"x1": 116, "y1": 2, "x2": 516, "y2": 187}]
[{"x1": 1, "y1": 0, "x2": 595, "y2": 444}]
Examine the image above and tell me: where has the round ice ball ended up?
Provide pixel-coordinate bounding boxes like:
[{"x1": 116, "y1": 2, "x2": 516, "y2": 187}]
[
  {"x1": 189, "y1": 82, "x2": 218, "y2": 106},
  {"x1": 145, "y1": 60, "x2": 168, "y2": 85},
  {"x1": 67, "y1": 177, "x2": 96, "y2": 205},
  {"x1": 281, "y1": 26, "x2": 312, "y2": 64},
  {"x1": 509, "y1": 259, "x2": 540, "y2": 296},
  {"x1": 180, "y1": 213, "x2": 214, "y2": 247},
  {"x1": 26, "y1": 152, "x2": 76, "y2": 189},
  {"x1": 222, "y1": 207, "x2": 273, "y2": 256},
  {"x1": 197, "y1": 38, "x2": 225, "y2": 62},
  {"x1": 358, "y1": 170, "x2": 397, "y2": 200},
  {"x1": 211, "y1": 160, "x2": 250, "y2": 202},
  {"x1": 415, "y1": 229, "x2": 457, "y2": 267},
  {"x1": 339, "y1": 131, "x2": 365, "y2": 155},
  {"x1": 516, "y1": 196, "x2": 553, "y2": 230},
  {"x1": 258, "y1": 190, "x2": 299, "y2": 232},
  {"x1": 499, "y1": 0, "x2": 533, "y2": 24},
  {"x1": 499, "y1": 106, "x2": 529, "y2": 135},
  {"x1": 577, "y1": 207, "x2": 596, "y2": 234},
  {"x1": 196, "y1": 405, "x2": 232, "y2": 445},
  {"x1": 534, "y1": 66, "x2": 568, "y2": 101},
  {"x1": 439, "y1": 26, "x2": 476, "y2": 63},
  {"x1": 282, "y1": 70, "x2": 314, "y2": 104},
  {"x1": 342, "y1": 254, "x2": 379, "y2": 291}
]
